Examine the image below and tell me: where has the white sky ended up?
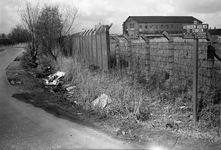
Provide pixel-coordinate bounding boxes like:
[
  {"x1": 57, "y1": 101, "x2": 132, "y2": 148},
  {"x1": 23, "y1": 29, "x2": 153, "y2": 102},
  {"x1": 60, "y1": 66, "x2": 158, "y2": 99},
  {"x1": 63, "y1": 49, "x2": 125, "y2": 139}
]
[{"x1": 1, "y1": 0, "x2": 221, "y2": 34}]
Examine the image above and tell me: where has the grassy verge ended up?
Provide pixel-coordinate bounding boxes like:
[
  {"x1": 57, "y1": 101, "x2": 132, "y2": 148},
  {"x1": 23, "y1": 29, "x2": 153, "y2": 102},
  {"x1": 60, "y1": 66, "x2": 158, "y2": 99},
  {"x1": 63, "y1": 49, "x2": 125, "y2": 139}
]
[
  {"x1": 54, "y1": 56, "x2": 221, "y2": 148},
  {"x1": 7, "y1": 50, "x2": 221, "y2": 150}
]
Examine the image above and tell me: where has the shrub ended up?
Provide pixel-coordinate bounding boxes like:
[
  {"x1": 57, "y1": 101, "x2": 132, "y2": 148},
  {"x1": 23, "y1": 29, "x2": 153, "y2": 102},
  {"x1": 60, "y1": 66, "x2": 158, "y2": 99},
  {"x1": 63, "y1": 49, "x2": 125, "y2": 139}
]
[{"x1": 21, "y1": 51, "x2": 38, "y2": 69}]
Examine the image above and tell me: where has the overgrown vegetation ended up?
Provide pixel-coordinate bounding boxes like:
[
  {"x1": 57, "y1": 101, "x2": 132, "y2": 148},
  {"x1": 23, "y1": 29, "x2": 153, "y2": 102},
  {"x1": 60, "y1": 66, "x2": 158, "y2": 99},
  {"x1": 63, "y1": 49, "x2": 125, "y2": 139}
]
[
  {"x1": 17, "y1": 1, "x2": 78, "y2": 68},
  {"x1": 53, "y1": 55, "x2": 221, "y2": 140}
]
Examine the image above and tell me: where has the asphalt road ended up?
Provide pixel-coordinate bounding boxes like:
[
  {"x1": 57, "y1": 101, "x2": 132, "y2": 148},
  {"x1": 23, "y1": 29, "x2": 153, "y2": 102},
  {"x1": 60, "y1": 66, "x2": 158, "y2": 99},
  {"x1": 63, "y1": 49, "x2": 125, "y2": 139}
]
[{"x1": 0, "y1": 46, "x2": 137, "y2": 150}]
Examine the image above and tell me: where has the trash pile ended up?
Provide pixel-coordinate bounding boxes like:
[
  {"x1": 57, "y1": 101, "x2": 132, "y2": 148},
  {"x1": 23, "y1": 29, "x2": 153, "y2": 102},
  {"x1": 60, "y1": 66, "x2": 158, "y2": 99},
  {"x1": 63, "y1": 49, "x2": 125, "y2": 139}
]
[
  {"x1": 42, "y1": 71, "x2": 113, "y2": 111},
  {"x1": 43, "y1": 71, "x2": 65, "y2": 86}
]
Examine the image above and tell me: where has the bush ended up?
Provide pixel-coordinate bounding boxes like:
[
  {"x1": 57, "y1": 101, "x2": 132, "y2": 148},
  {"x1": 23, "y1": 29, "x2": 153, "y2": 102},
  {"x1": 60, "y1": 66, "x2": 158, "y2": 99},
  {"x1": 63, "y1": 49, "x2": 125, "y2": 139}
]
[{"x1": 21, "y1": 51, "x2": 38, "y2": 69}]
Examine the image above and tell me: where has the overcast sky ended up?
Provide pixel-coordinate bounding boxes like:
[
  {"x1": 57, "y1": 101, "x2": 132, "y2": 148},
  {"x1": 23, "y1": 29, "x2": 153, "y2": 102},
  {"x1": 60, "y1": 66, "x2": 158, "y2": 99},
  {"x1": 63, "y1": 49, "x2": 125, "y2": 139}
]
[{"x1": 1, "y1": 0, "x2": 221, "y2": 34}]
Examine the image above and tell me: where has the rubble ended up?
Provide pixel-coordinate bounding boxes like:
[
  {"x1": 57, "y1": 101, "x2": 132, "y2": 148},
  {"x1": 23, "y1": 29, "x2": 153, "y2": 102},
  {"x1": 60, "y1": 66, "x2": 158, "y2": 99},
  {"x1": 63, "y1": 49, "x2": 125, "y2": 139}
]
[
  {"x1": 92, "y1": 93, "x2": 112, "y2": 109},
  {"x1": 43, "y1": 71, "x2": 65, "y2": 86},
  {"x1": 66, "y1": 86, "x2": 76, "y2": 92},
  {"x1": 8, "y1": 78, "x2": 23, "y2": 85}
]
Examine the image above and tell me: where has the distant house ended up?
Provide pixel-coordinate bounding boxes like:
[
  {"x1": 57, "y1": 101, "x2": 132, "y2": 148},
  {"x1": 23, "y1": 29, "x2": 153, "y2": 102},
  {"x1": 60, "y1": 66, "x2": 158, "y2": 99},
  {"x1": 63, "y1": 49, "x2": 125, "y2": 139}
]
[{"x1": 122, "y1": 16, "x2": 203, "y2": 38}]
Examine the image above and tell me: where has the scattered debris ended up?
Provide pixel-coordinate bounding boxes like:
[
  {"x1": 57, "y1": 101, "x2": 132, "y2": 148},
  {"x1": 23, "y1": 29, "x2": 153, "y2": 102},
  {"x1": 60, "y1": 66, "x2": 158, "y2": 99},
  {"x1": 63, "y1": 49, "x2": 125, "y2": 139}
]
[
  {"x1": 8, "y1": 78, "x2": 23, "y2": 85},
  {"x1": 66, "y1": 86, "x2": 76, "y2": 92},
  {"x1": 166, "y1": 120, "x2": 181, "y2": 130},
  {"x1": 62, "y1": 83, "x2": 72, "y2": 89},
  {"x1": 43, "y1": 71, "x2": 65, "y2": 86},
  {"x1": 92, "y1": 93, "x2": 112, "y2": 109}
]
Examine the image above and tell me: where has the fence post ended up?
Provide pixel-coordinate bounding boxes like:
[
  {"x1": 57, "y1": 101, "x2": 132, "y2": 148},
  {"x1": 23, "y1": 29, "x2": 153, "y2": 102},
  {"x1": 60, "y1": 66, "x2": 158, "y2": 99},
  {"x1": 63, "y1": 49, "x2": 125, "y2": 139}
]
[
  {"x1": 145, "y1": 42, "x2": 151, "y2": 80},
  {"x1": 168, "y1": 41, "x2": 174, "y2": 80},
  {"x1": 82, "y1": 30, "x2": 87, "y2": 62},
  {"x1": 87, "y1": 29, "x2": 93, "y2": 65},
  {"x1": 128, "y1": 40, "x2": 133, "y2": 76},
  {"x1": 123, "y1": 35, "x2": 132, "y2": 75},
  {"x1": 105, "y1": 25, "x2": 111, "y2": 71},
  {"x1": 85, "y1": 30, "x2": 90, "y2": 64},
  {"x1": 90, "y1": 29, "x2": 95, "y2": 65},
  {"x1": 93, "y1": 29, "x2": 98, "y2": 66}
]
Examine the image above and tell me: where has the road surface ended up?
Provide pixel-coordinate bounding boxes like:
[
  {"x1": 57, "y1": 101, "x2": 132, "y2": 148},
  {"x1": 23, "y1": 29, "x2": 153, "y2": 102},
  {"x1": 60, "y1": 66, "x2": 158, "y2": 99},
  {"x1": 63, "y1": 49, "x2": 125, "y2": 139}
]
[{"x1": 0, "y1": 46, "x2": 138, "y2": 150}]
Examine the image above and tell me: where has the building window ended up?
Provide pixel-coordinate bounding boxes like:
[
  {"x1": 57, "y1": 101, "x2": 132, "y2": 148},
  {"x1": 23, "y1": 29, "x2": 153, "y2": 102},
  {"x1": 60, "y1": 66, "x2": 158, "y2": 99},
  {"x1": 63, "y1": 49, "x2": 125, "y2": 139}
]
[
  {"x1": 139, "y1": 25, "x2": 142, "y2": 29},
  {"x1": 161, "y1": 25, "x2": 164, "y2": 28},
  {"x1": 130, "y1": 23, "x2": 134, "y2": 29},
  {"x1": 155, "y1": 25, "x2": 158, "y2": 28},
  {"x1": 145, "y1": 25, "x2": 148, "y2": 28},
  {"x1": 165, "y1": 24, "x2": 169, "y2": 28},
  {"x1": 171, "y1": 24, "x2": 174, "y2": 28}
]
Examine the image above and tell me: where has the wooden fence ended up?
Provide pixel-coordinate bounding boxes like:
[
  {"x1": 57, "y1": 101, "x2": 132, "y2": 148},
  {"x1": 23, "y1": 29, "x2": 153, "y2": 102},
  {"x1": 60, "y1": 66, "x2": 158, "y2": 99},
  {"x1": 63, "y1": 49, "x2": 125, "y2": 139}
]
[{"x1": 67, "y1": 24, "x2": 112, "y2": 71}]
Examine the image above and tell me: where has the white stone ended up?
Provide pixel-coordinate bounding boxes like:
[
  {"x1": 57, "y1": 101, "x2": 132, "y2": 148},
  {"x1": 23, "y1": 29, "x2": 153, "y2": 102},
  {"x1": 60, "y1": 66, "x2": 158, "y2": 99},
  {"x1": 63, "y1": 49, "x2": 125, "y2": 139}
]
[{"x1": 92, "y1": 93, "x2": 112, "y2": 109}]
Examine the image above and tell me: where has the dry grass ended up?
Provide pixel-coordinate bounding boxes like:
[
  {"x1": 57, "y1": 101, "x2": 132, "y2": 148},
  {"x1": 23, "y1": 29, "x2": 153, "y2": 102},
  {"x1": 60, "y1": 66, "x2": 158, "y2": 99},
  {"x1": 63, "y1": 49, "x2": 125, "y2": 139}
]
[
  {"x1": 16, "y1": 48, "x2": 221, "y2": 148},
  {"x1": 55, "y1": 56, "x2": 151, "y2": 121}
]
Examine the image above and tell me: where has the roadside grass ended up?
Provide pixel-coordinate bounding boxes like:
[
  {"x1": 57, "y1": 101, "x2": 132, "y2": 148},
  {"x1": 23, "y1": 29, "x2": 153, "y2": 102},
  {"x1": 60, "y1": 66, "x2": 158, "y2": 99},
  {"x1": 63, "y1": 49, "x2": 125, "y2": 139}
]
[
  {"x1": 55, "y1": 56, "x2": 221, "y2": 142},
  {"x1": 7, "y1": 48, "x2": 221, "y2": 149}
]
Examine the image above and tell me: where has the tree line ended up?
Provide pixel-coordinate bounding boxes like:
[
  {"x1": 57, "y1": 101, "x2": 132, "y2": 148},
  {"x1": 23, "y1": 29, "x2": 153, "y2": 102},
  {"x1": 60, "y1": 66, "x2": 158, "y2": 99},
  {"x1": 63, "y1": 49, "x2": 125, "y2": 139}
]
[
  {"x1": 0, "y1": 25, "x2": 30, "y2": 46},
  {"x1": 2, "y1": 2, "x2": 78, "y2": 66}
]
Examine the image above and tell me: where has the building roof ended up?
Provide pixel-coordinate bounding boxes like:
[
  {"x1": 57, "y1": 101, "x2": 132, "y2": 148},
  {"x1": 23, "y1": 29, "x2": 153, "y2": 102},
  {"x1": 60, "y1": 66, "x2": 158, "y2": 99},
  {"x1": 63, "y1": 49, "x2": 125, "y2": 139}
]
[{"x1": 125, "y1": 16, "x2": 203, "y2": 24}]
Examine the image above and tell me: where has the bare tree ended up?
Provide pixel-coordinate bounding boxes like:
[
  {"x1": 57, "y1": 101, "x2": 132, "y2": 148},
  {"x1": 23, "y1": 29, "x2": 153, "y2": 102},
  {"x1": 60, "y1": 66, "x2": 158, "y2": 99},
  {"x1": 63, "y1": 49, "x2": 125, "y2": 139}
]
[
  {"x1": 59, "y1": 4, "x2": 79, "y2": 35},
  {"x1": 18, "y1": 2, "x2": 79, "y2": 62},
  {"x1": 35, "y1": 4, "x2": 62, "y2": 61},
  {"x1": 18, "y1": 2, "x2": 40, "y2": 62},
  {"x1": 35, "y1": 4, "x2": 79, "y2": 60},
  {"x1": 58, "y1": 4, "x2": 79, "y2": 52}
]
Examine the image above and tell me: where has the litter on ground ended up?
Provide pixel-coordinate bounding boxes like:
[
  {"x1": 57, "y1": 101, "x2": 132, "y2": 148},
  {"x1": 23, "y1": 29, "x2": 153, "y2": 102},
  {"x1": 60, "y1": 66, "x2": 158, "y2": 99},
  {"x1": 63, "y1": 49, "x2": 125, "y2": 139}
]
[{"x1": 43, "y1": 71, "x2": 65, "y2": 86}]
